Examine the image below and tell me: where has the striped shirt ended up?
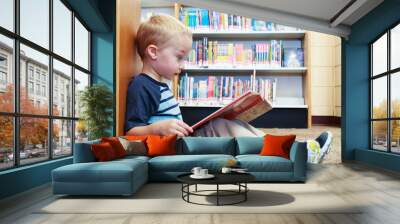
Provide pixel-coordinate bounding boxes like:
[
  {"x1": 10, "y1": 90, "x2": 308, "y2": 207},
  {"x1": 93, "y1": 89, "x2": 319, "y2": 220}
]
[{"x1": 124, "y1": 73, "x2": 182, "y2": 133}]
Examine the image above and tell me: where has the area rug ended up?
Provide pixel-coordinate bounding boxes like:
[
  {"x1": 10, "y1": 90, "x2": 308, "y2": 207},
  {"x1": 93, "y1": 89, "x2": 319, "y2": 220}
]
[{"x1": 37, "y1": 183, "x2": 362, "y2": 214}]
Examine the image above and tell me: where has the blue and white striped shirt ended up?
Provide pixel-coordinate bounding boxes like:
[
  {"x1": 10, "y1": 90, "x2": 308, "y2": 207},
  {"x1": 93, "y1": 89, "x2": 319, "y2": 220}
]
[{"x1": 124, "y1": 73, "x2": 182, "y2": 133}]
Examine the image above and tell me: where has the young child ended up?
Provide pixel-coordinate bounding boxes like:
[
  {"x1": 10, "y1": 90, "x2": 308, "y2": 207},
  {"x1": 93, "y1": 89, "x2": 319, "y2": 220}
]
[{"x1": 125, "y1": 15, "x2": 264, "y2": 137}]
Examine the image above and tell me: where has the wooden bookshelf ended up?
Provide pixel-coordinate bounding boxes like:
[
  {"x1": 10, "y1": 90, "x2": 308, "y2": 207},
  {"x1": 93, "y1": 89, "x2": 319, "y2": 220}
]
[{"x1": 140, "y1": 4, "x2": 311, "y2": 128}]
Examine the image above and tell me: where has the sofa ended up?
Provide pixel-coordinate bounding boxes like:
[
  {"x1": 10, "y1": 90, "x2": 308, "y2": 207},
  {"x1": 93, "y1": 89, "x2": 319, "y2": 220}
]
[{"x1": 52, "y1": 137, "x2": 307, "y2": 196}]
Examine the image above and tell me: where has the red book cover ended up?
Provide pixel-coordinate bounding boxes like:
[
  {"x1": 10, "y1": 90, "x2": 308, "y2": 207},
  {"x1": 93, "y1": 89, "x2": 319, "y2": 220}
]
[{"x1": 191, "y1": 91, "x2": 273, "y2": 130}]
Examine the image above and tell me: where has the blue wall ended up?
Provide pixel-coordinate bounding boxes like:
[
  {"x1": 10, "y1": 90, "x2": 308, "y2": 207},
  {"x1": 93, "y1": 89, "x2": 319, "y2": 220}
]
[
  {"x1": 92, "y1": 32, "x2": 115, "y2": 135},
  {"x1": 0, "y1": 0, "x2": 115, "y2": 200},
  {"x1": 343, "y1": 0, "x2": 400, "y2": 171}
]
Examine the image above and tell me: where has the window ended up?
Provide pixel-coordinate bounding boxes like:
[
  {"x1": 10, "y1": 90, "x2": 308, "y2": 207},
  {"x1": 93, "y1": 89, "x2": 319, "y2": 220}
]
[
  {"x1": 28, "y1": 67, "x2": 34, "y2": 80},
  {"x1": 42, "y1": 85, "x2": 46, "y2": 97},
  {"x1": 0, "y1": 0, "x2": 91, "y2": 170},
  {"x1": 371, "y1": 23, "x2": 400, "y2": 154},
  {"x1": 36, "y1": 83, "x2": 40, "y2": 95},
  {"x1": 28, "y1": 81, "x2": 34, "y2": 94},
  {"x1": 0, "y1": 0, "x2": 14, "y2": 32},
  {"x1": 35, "y1": 70, "x2": 41, "y2": 81},
  {"x1": 0, "y1": 71, "x2": 6, "y2": 84},
  {"x1": 0, "y1": 54, "x2": 7, "y2": 67}
]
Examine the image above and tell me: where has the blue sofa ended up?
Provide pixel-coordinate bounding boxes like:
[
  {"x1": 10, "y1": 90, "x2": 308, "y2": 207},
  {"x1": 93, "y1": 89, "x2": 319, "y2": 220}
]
[{"x1": 52, "y1": 137, "x2": 307, "y2": 196}]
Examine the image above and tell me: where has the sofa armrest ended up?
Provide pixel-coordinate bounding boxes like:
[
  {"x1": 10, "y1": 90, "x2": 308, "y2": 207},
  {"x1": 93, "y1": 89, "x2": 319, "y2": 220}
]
[
  {"x1": 73, "y1": 140, "x2": 100, "y2": 163},
  {"x1": 289, "y1": 141, "x2": 307, "y2": 182}
]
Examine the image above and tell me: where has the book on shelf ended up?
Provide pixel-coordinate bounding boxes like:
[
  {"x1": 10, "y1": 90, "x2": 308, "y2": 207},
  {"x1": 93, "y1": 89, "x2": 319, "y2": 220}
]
[
  {"x1": 187, "y1": 38, "x2": 286, "y2": 68},
  {"x1": 283, "y1": 48, "x2": 304, "y2": 67},
  {"x1": 178, "y1": 74, "x2": 277, "y2": 104},
  {"x1": 191, "y1": 91, "x2": 273, "y2": 130},
  {"x1": 180, "y1": 7, "x2": 300, "y2": 32}
]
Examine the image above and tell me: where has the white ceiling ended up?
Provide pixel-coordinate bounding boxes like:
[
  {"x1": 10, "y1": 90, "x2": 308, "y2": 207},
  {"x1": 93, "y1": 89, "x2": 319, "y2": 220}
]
[{"x1": 142, "y1": 0, "x2": 384, "y2": 38}]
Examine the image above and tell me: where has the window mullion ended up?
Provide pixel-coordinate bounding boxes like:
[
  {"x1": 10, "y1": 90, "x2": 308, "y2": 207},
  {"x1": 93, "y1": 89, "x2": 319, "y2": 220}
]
[
  {"x1": 49, "y1": 0, "x2": 54, "y2": 160},
  {"x1": 71, "y1": 11, "x2": 76, "y2": 155}
]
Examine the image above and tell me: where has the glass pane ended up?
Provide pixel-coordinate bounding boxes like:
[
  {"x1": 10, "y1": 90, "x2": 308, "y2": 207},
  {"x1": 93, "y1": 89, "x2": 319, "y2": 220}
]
[
  {"x1": 53, "y1": 0, "x2": 72, "y2": 60},
  {"x1": 75, "y1": 120, "x2": 88, "y2": 143},
  {"x1": 372, "y1": 76, "x2": 387, "y2": 119},
  {"x1": 0, "y1": 35, "x2": 14, "y2": 112},
  {"x1": 20, "y1": 117, "x2": 49, "y2": 165},
  {"x1": 0, "y1": 0, "x2": 14, "y2": 31},
  {"x1": 53, "y1": 119, "x2": 72, "y2": 158},
  {"x1": 392, "y1": 24, "x2": 400, "y2": 70},
  {"x1": 391, "y1": 72, "x2": 400, "y2": 118},
  {"x1": 20, "y1": 44, "x2": 49, "y2": 115},
  {"x1": 53, "y1": 59, "x2": 72, "y2": 117},
  {"x1": 372, "y1": 33, "x2": 387, "y2": 76},
  {"x1": 74, "y1": 69, "x2": 89, "y2": 118},
  {"x1": 20, "y1": 0, "x2": 49, "y2": 49},
  {"x1": 0, "y1": 116, "x2": 14, "y2": 170},
  {"x1": 372, "y1": 121, "x2": 388, "y2": 151},
  {"x1": 391, "y1": 120, "x2": 400, "y2": 153},
  {"x1": 74, "y1": 18, "x2": 89, "y2": 70}
]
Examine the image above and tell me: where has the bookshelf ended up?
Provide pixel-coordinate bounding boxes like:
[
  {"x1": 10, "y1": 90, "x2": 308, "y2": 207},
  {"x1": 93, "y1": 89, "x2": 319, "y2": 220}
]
[{"x1": 141, "y1": 3, "x2": 310, "y2": 128}]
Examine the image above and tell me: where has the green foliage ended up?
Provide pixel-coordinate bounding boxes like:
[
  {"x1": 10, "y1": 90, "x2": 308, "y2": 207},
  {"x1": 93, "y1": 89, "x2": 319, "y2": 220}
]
[{"x1": 79, "y1": 84, "x2": 113, "y2": 140}]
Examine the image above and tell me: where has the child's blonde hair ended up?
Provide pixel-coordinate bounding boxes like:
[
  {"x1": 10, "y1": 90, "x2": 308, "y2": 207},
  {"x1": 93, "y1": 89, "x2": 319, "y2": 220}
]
[{"x1": 136, "y1": 14, "x2": 192, "y2": 59}]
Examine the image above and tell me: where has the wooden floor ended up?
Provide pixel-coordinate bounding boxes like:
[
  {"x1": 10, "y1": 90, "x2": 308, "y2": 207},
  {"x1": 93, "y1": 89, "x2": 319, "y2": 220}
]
[{"x1": 1, "y1": 161, "x2": 400, "y2": 224}]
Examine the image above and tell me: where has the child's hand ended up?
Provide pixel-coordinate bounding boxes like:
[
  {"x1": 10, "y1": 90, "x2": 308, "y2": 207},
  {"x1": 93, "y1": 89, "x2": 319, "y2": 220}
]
[{"x1": 150, "y1": 119, "x2": 193, "y2": 137}]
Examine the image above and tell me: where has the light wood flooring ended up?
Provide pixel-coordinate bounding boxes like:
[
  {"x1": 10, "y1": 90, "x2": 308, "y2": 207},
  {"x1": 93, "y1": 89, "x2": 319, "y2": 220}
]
[{"x1": 1, "y1": 161, "x2": 400, "y2": 224}]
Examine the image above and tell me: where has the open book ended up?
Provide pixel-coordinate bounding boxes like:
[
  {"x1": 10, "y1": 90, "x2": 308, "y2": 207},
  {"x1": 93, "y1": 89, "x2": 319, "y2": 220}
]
[{"x1": 191, "y1": 91, "x2": 273, "y2": 130}]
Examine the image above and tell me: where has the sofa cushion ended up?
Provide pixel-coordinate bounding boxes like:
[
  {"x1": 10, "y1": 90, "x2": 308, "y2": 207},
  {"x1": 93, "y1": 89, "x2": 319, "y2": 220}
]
[
  {"x1": 148, "y1": 154, "x2": 235, "y2": 172},
  {"x1": 235, "y1": 137, "x2": 264, "y2": 155},
  {"x1": 118, "y1": 138, "x2": 147, "y2": 156},
  {"x1": 178, "y1": 137, "x2": 235, "y2": 155},
  {"x1": 236, "y1": 155, "x2": 293, "y2": 172},
  {"x1": 101, "y1": 137, "x2": 127, "y2": 158},
  {"x1": 260, "y1": 134, "x2": 296, "y2": 159},
  {"x1": 73, "y1": 140, "x2": 100, "y2": 163},
  {"x1": 91, "y1": 142, "x2": 118, "y2": 161},
  {"x1": 147, "y1": 135, "x2": 177, "y2": 157}
]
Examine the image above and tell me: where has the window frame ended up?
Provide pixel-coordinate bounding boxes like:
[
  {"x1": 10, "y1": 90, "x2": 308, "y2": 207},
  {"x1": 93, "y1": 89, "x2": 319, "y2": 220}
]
[
  {"x1": 0, "y1": 0, "x2": 92, "y2": 171},
  {"x1": 370, "y1": 20, "x2": 400, "y2": 154}
]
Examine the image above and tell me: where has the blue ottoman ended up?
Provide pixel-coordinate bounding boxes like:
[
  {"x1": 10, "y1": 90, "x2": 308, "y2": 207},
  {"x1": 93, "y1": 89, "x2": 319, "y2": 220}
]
[{"x1": 52, "y1": 156, "x2": 148, "y2": 196}]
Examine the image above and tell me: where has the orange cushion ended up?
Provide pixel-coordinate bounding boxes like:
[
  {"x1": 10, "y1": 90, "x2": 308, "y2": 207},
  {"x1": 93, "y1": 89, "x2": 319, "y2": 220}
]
[
  {"x1": 101, "y1": 137, "x2": 126, "y2": 158},
  {"x1": 146, "y1": 135, "x2": 177, "y2": 157},
  {"x1": 260, "y1": 134, "x2": 296, "y2": 159},
  {"x1": 91, "y1": 142, "x2": 118, "y2": 161}
]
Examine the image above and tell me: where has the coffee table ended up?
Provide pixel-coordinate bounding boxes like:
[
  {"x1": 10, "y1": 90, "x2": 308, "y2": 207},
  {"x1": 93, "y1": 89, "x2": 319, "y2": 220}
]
[{"x1": 177, "y1": 172, "x2": 255, "y2": 206}]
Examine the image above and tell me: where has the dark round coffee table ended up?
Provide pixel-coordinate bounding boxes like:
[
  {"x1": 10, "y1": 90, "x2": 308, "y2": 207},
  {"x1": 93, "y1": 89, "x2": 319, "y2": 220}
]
[{"x1": 177, "y1": 172, "x2": 255, "y2": 206}]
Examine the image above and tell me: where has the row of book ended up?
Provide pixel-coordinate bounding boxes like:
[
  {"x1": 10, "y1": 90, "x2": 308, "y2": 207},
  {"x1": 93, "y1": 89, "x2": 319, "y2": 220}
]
[
  {"x1": 180, "y1": 7, "x2": 299, "y2": 32},
  {"x1": 186, "y1": 38, "x2": 304, "y2": 67},
  {"x1": 178, "y1": 74, "x2": 277, "y2": 103}
]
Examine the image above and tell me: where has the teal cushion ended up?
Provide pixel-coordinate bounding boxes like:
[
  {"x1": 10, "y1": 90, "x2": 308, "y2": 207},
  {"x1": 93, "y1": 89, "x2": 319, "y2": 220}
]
[
  {"x1": 235, "y1": 137, "x2": 264, "y2": 155},
  {"x1": 178, "y1": 137, "x2": 236, "y2": 155},
  {"x1": 236, "y1": 155, "x2": 293, "y2": 172},
  {"x1": 149, "y1": 154, "x2": 235, "y2": 172},
  {"x1": 73, "y1": 140, "x2": 101, "y2": 163}
]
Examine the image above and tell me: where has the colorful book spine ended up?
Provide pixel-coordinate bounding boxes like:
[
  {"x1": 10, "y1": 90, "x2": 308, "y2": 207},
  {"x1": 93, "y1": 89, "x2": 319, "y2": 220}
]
[
  {"x1": 185, "y1": 38, "x2": 294, "y2": 68},
  {"x1": 180, "y1": 7, "x2": 300, "y2": 32},
  {"x1": 178, "y1": 75, "x2": 269, "y2": 104}
]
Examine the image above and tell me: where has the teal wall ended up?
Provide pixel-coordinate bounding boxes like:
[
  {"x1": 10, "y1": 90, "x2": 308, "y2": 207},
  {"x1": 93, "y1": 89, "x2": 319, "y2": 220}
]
[
  {"x1": 92, "y1": 32, "x2": 115, "y2": 136},
  {"x1": 0, "y1": 158, "x2": 72, "y2": 199},
  {"x1": 0, "y1": 0, "x2": 115, "y2": 200},
  {"x1": 343, "y1": 0, "x2": 400, "y2": 171}
]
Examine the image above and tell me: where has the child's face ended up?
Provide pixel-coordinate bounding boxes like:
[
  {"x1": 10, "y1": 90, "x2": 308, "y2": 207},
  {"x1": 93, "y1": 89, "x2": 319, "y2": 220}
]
[{"x1": 153, "y1": 36, "x2": 192, "y2": 80}]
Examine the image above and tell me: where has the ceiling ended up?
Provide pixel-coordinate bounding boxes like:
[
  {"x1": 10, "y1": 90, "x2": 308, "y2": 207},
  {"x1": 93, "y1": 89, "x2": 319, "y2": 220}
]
[{"x1": 142, "y1": 0, "x2": 384, "y2": 38}]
